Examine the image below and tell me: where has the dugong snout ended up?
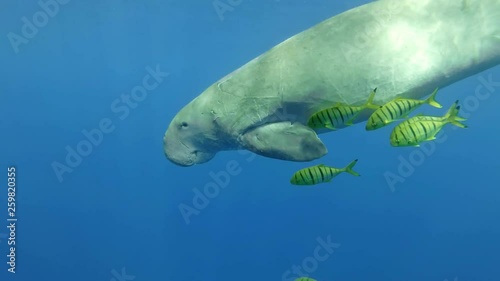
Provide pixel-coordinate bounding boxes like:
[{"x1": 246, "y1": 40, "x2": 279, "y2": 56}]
[
  {"x1": 163, "y1": 103, "x2": 219, "y2": 166},
  {"x1": 163, "y1": 130, "x2": 216, "y2": 166}
]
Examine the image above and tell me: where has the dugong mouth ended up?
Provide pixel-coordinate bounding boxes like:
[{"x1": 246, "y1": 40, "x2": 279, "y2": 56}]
[
  {"x1": 165, "y1": 149, "x2": 215, "y2": 167},
  {"x1": 163, "y1": 134, "x2": 215, "y2": 167}
]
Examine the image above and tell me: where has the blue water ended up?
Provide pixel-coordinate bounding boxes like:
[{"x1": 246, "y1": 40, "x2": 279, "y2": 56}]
[{"x1": 1, "y1": 1, "x2": 500, "y2": 281}]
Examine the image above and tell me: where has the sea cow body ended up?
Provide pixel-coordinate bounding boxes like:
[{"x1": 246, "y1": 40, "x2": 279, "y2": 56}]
[{"x1": 164, "y1": 0, "x2": 500, "y2": 166}]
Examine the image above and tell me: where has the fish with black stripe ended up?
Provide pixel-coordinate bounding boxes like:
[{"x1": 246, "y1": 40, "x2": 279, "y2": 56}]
[
  {"x1": 290, "y1": 159, "x2": 360, "y2": 185},
  {"x1": 390, "y1": 100, "x2": 467, "y2": 147},
  {"x1": 366, "y1": 88, "x2": 442, "y2": 131},
  {"x1": 307, "y1": 88, "x2": 379, "y2": 130},
  {"x1": 294, "y1": 278, "x2": 317, "y2": 281}
]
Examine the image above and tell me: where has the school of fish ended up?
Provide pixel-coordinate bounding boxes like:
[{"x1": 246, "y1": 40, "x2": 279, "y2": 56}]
[{"x1": 290, "y1": 89, "x2": 468, "y2": 186}]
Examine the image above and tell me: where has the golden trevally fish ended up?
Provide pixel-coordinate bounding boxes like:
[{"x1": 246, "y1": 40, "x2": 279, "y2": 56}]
[
  {"x1": 307, "y1": 89, "x2": 379, "y2": 130},
  {"x1": 290, "y1": 159, "x2": 360, "y2": 185},
  {"x1": 366, "y1": 88, "x2": 442, "y2": 131},
  {"x1": 390, "y1": 100, "x2": 467, "y2": 147}
]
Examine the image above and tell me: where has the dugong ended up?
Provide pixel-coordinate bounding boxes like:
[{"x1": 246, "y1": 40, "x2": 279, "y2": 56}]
[{"x1": 164, "y1": 0, "x2": 500, "y2": 167}]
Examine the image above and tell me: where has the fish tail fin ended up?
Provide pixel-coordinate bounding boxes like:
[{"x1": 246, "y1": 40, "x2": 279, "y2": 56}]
[
  {"x1": 443, "y1": 100, "x2": 468, "y2": 128},
  {"x1": 365, "y1": 88, "x2": 380, "y2": 110},
  {"x1": 425, "y1": 88, "x2": 442, "y2": 108},
  {"x1": 343, "y1": 159, "x2": 360, "y2": 177}
]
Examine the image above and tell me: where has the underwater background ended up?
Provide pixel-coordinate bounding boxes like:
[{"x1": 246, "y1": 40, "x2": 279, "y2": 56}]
[{"x1": 1, "y1": 0, "x2": 500, "y2": 281}]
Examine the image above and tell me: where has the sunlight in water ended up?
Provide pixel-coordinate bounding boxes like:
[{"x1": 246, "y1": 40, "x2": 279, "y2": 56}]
[{"x1": 387, "y1": 22, "x2": 432, "y2": 73}]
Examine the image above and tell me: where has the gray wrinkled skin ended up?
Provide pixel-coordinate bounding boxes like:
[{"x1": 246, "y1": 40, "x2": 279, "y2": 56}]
[{"x1": 164, "y1": 0, "x2": 500, "y2": 166}]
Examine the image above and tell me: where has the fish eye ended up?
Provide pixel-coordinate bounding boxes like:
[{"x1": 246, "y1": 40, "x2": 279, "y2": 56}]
[{"x1": 181, "y1": 122, "x2": 188, "y2": 128}]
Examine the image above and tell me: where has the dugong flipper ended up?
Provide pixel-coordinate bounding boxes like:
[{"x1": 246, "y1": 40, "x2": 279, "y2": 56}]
[
  {"x1": 239, "y1": 122, "x2": 327, "y2": 162},
  {"x1": 164, "y1": 0, "x2": 500, "y2": 167}
]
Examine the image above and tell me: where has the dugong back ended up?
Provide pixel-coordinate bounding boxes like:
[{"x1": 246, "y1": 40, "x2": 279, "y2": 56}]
[{"x1": 163, "y1": 0, "x2": 500, "y2": 166}]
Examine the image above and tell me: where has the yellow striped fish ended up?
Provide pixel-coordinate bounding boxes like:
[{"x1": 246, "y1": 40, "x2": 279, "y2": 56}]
[
  {"x1": 366, "y1": 88, "x2": 442, "y2": 131},
  {"x1": 390, "y1": 100, "x2": 467, "y2": 147},
  {"x1": 290, "y1": 160, "x2": 360, "y2": 185},
  {"x1": 402, "y1": 113, "x2": 442, "y2": 124},
  {"x1": 307, "y1": 88, "x2": 379, "y2": 130},
  {"x1": 295, "y1": 278, "x2": 317, "y2": 281}
]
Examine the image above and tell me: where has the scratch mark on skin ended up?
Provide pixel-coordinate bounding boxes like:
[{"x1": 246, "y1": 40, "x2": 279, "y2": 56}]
[
  {"x1": 253, "y1": 99, "x2": 263, "y2": 122},
  {"x1": 279, "y1": 61, "x2": 284, "y2": 109},
  {"x1": 216, "y1": 80, "x2": 234, "y2": 116},
  {"x1": 240, "y1": 96, "x2": 280, "y2": 101},
  {"x1": 339, "y1": 92, "x2": 348, "y2": 105},
  {"x1": 217, "y1": 79, "x2": 227, "y2": 93},
  {"x1": 217, "y1": 98, "x2": 230, "y2": 116},
  {"x1": 210, "y1": 110, "x2": 220, "y2": 122},
  {"x1": 326, "y1": 73, "x2": 347, "y2": 104}
]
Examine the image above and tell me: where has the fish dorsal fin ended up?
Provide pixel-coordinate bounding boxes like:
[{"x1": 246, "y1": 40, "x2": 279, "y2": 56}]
[
  {"x1": 366, "y1": 88, "x2": 377, "y2": 104},
  {"x1": 316, "y1": 164, "x2": 326, "y2": 167},
  {"x1": 363, "y1": 88, "x2": 380, "y2": 109}
]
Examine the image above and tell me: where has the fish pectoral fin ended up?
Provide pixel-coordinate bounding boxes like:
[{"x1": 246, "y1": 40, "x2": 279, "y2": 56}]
[
  {"x1": 325, "y1": 123, "x2": 336, "y2": 130},
  {"x1": 239, "y1": 122, "x2": 328, "y2": 162},
  {"x1": 346, "y1": 112, "x2": 362, "y2": 125},
  {"x1": 426, "y1": 131, "x2": 441, "y2": 141}
]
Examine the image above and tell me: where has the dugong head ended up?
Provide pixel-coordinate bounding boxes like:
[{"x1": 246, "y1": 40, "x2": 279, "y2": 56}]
[{"x1": 163, "y1": 96, "x2": 228, "y2": 166}]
